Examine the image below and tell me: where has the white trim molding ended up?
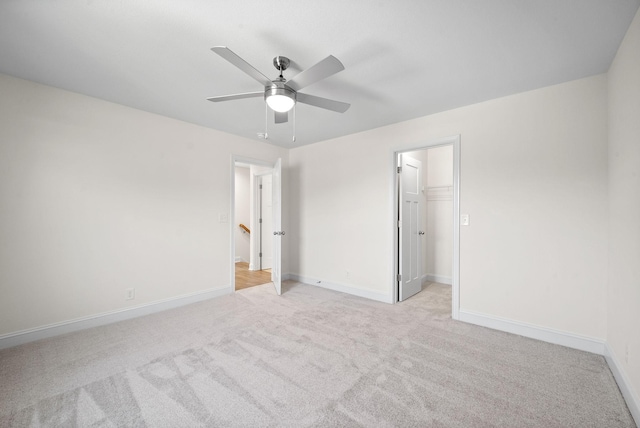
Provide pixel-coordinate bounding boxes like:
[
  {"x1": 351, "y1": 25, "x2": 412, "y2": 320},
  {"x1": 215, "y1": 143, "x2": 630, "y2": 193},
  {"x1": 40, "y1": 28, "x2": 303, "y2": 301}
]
[
  {"x1": 458, "y1": 310, "x2": 606, "y2": 355},
  {"x1": 605, "y1": 343, "x2": 640, "y2": 426},
  {"x1": 423, "y1": 274, "x2": 452, "y2": 285},
  {"x1": 0, "y1": 286, "x2": 232, "y2": 350},
  {"x1": 289, "y1": 274, "x2": 393, "y2": 304}
]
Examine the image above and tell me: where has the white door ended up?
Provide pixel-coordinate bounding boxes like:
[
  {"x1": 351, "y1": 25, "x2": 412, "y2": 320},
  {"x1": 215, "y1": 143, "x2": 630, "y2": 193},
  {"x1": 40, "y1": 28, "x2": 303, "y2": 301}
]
[
  {"x1": 271, "y1": 158, "x2": 283, "y2": 295},
  {"x1": 399, "y1": 154, "x2": 423, "y2": 301},
  {"x1": 260, "y1": 174, "x2": 273, "y2": 270}
]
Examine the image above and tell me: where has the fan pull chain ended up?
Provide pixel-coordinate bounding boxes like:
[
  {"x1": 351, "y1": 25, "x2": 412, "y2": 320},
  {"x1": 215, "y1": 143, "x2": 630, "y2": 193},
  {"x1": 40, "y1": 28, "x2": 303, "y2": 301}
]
[
  {"x1": 292, "y1": 104, "x2": 296, "y2": 143},
  {"x1": 264, "y1": 102, "x2": 269, "y2": 140}
]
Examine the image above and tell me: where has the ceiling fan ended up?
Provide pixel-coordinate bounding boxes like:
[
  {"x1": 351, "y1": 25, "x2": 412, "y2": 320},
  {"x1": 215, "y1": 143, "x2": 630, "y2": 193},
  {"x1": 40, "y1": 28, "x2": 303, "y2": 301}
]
[{"x1": 207, "y1": 46, "x2": 350, "y2": 125}]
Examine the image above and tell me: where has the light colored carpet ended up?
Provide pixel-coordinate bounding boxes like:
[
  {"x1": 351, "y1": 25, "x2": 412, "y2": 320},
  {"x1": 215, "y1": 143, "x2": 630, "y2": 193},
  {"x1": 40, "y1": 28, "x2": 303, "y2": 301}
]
[{"x1": 0, "y1": 281, "x2": 635, "y2": 427}]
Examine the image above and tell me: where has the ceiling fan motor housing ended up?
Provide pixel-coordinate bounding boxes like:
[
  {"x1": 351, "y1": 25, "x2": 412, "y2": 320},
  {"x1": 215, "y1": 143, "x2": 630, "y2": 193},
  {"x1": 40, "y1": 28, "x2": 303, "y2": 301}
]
[{"x1": 265, "y1": 81, "x2": 296, "y2": 100}]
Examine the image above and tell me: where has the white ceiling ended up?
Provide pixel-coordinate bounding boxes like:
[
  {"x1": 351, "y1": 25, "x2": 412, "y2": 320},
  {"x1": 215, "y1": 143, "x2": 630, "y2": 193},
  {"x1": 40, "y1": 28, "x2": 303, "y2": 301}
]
[{"x1": 1, "y1": 1, "x2": 638, "y2": 148}]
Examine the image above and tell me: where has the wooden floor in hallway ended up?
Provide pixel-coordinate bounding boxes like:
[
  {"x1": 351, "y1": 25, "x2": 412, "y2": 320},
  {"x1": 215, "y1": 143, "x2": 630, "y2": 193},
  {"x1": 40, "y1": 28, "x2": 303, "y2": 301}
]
[{"x1": 235, "y1": 261, "x2": 272, "y2": 290}]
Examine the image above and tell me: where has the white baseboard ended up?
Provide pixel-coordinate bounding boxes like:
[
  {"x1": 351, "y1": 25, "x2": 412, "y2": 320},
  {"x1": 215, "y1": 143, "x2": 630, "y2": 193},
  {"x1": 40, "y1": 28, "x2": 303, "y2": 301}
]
[
  {"x1": 0, "y1": 286, "x2": 232, "y2": 350},
  {"x1": 605, "y1": 343, "x2": 640, "y2": 426},
  {"x1": 423, "y1": 274, "x2": 452, "y2": 285},
  {"x1": 288, "y1": 274, "x2": 393, "y2": 304},
  {"x1": 235, "y1": 256, "x2": 244, "y2": 263},
  {"x1": 458, "y1": 309, "x2": 606, "y2": 355}
]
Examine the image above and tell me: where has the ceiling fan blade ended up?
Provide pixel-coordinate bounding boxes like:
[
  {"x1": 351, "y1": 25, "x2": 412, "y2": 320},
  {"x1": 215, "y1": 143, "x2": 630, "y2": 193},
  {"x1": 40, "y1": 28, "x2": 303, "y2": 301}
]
[
  {"x1": 286, "y1": 55, "x2": 345, "y2": 91},
  {"x1": 296, "y1": 93, "x2": 350, "y2": 113},
  {"x1": 211, "y1": 46, "x2": 272, "y2": 86},
  {"x1": 275, "y1": 111, "x2": 288, "y2": 124},
  {"x1": 206, "y1": 91, "x2": 264, "y2": 102}
]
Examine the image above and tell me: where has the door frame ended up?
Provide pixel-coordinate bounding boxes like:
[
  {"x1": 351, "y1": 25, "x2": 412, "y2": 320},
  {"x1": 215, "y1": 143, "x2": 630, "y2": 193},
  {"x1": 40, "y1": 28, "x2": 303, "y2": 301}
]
[
  {"x1": 230, "y1": 155, "x2": 277, "y2": 292},
  {"x1": 392, "y1": 135, "x2": 461, "y2": 320}
]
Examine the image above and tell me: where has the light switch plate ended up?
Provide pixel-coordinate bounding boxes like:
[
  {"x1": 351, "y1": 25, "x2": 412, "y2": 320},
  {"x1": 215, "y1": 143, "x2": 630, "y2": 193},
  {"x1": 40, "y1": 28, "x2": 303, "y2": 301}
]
[
  {"x1": 461, "y1": 214, "x2": 470, "y2": 226},
  {"x1": 218, "y1": 213, "x2": 229, "y2": 223}
]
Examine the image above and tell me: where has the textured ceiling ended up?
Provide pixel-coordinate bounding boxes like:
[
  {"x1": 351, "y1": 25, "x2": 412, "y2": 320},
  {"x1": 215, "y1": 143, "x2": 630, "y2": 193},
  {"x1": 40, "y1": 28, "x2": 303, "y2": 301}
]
[{"x1": 1, "y1": 1, "x2": 638, "y2": 148}]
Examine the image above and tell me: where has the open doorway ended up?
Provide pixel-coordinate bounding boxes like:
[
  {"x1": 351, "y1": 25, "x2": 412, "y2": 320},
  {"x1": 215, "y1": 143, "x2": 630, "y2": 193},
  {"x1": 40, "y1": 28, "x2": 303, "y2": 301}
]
[
  {"x1": 231, "y1": 156, "x2": 283, "y2": 294},
  {"x1": 234, "y1": 163, "x2": 273, "y2": 290},
  {"x1": 394, "y1": 135, "x2": 460, "y2": 319},
  {"x1": 233, "y1": 164, "x2": 273, "y2": 290}
]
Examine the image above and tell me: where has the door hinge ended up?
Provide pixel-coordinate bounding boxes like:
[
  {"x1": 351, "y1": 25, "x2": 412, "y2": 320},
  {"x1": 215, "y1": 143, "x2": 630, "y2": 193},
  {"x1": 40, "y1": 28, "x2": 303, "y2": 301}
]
[
  {"x1": 259, "y1": 252, "x2": 262, "y2": 257},
  {"x1": 259, "y1": 184, "x2": 263, "y2": 189},
  {"x1": 397, "y1": 166, "x2": 402, "y2": 173},
  {"x1": 259, "y1": 218, "x2": 262, "y2": 223},
  {"x1": 398, "y1": 220, "x2": 401, "y2": 228},
  {"x1": 396, "y1": 274, "x2": 401, "y2": 282}
]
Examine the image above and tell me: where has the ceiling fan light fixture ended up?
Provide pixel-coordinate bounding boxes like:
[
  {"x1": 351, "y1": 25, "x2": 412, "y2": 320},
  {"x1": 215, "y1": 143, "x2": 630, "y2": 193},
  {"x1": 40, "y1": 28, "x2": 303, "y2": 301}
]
[
  {"x1": 267, "y1": 94, "x2": 295, "y2": 112},
  {"x1": 265, "y1": 86, "x2": 296, "y2": 112}
]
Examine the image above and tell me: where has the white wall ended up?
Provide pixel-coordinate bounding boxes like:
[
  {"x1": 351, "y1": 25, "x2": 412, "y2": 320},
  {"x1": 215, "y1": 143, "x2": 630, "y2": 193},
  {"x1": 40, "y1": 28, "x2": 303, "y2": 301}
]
[
  {"x1": 427, "y1": 145, "x2": 454, "y2": 188},
  {"x1": 234, "y1": 167, "x2": 250, "y2": 262},
  {"x1": 289, "y1": 74, "x2": 608, "y2": 338},
  {"x1": 607, "y1": 7, "x2": 640, "y2": 411},
  {"x1": 0, "y1": 73, "x2": 288, "y2": 336}
]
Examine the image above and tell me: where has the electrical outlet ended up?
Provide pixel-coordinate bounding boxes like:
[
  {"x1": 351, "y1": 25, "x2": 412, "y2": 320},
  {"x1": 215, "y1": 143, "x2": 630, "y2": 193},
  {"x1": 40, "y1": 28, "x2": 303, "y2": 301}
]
[
  {"x1": 461, "y1": 214, "x2": 470, "y2": 226},
  {"x1": 125, "y1": 288, "x2": 135, "y2": 300}
]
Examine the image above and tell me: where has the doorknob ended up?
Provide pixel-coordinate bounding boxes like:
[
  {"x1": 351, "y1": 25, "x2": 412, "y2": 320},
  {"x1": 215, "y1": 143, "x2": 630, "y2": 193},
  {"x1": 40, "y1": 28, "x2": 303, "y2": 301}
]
[{"x1": 418, "y1": 231, "x2": 425, "y2": 235}]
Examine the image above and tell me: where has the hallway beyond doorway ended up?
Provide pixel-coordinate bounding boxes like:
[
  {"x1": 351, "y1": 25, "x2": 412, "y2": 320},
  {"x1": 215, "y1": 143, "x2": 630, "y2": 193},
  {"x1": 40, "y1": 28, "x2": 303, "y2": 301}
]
[{"x1": 235, "y1": 262, "x2": 272, "y2": 290}]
